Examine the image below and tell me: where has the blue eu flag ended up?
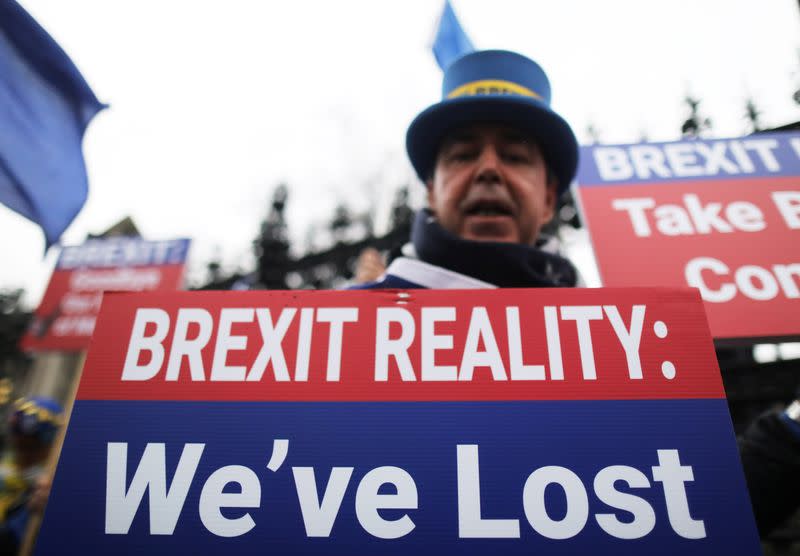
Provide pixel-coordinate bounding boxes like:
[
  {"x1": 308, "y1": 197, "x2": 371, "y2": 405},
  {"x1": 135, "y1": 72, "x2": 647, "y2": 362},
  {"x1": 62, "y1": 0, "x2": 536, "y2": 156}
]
[
  {"x1": 0, "y1": 0, "x2": 106, "y2": 248},
  {"x1": 431, "y1": 0, "x2": 474, "y2": 71}
]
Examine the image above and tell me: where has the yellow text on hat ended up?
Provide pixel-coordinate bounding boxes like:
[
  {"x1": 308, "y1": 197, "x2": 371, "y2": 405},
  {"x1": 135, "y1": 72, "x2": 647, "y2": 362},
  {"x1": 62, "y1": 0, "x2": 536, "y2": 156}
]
[{"x1": 447, "y1": 80, "x2": 541, "y2": 100}]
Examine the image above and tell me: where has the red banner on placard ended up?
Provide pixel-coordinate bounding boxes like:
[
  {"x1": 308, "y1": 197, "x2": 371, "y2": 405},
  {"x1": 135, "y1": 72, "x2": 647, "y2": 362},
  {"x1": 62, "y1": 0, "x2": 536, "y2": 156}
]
[
  {"x1": 77, "y1": 288, "x2": 723, "y2": 402},
  {"x1": 577, "y1": 132, "x2": 800, "y2": 340},
  {"x1": 22, "y1": 237, "x2": 190, "y2": 352}
]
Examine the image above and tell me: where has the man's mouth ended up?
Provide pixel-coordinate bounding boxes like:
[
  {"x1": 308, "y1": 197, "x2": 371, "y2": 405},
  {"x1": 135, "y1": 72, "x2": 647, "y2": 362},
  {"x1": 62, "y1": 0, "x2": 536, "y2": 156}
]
[
  {"x1": 464, "y1": 200, "x2": 514, "y2": 218},
  {"x1": 460, "y1": 198, "x2": 519, "y2": 241}
]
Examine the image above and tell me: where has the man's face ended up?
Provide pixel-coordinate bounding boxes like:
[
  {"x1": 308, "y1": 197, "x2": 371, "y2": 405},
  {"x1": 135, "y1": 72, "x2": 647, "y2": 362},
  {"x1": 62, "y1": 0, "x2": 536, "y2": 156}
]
[{"x1": 426, "y1": 124, "x2": 557, "y2": 245}]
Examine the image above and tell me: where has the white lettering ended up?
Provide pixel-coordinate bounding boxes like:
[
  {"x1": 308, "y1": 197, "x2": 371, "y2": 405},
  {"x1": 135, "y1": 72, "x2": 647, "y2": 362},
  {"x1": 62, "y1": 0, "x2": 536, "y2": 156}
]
[
  {"x1": 743, "y1": 139, "x2": 780, "y2": 171},
  {"x1": 685, "y1": 257, "x2": 800, "y2": 302},
  {"x1": 560, "y1": 306, "x2": 603, "y2": 379},
  {"x1": 652, "y1": 449, "x2": 706, "y2": 539},
  {"x1": 695, "y1": 142, "x2": 739, "y2": 175},
  {"x1": 51, "y1": 315, "x2": 96, "y2": 336},
  {"x1": 544, "y1": 306, "x2": 564, "y2": 380},
  {"x1": 355, "y1": 467, "x2": 417, "y2": 539},
  {"x1": 725, "y1": 202, "x2": 765, "y2": 232},
  {"x1": 459, "y1": 307, "x2": 507, "y2": 381},
  {"x1": 630, "y1": 145, "x2": 671, "y2": 179},
  {"x1": 791, "y1": 137, "x2": 800, "y2": 159},
  {"x1": 199, "y1": 465, "x2": 260, "y2": 537},
  {"x1": 736, "y1": 265, "x2": 779, "y2": 301},
  {"x1": 594, "y1": 465, "x2": 655, "y2": 539},
  {"x1": 293, "y1": 308, "x2": 314, "y2": 381},
  {"x1": 523, "y1": 466, "x2": 589, "y2": 540},
  {"x1": 612, "y1": 198, "x2": 656, "y2": 237},
  {"x1": 507, "y1": 307, "x2": 544, "y2": 380},
  {"x1": 654, "y1": 204, "x2": 694, "y2": 236},
  {"x1": 69, "y1": 268, "x2": 162, "y2": 291},
  {"x1": 685, "y1": 257, "x2": 737, "y2": 303},
  {"x1": 246, "y1": 309, "x2": 296, "y2": 382},
  {"x1": 594, "y1": 147, "x2": 633, "y2": 180},
  {"x1": 105, "y1": 442, "x2": 203, "y2": 534},
  {"x1": 122, "y1": 309, "x2": 170, "y2": 381},
  {"x1": 316, "y1": 308, "x2": 358, "y2": 381},
  {"x1": 772, "y1": 191, "x2": 800, "y2": 229},
  {"x1": 603, "y1": 305, "x2": 645, "y2": 379},
  {"x1": 210, "y1": 308, "x2": 254, "y2": 381},
  {"x1": 374, "y1": 308, "x2": 416, "y2": 381},
  {"x1": 683, "y1": 194, "x2": 733, "y2": 234},
  {"x1": 775, "y1": 264, "x2": 800, "y2": 298},
  {"x1": 421, "y1": 307, "x2": 457, "y2": 381},
  {"x1": 59, "y1": 292, "x2": 103, "y2": 313},
  {"x1": 166, "y1": 308, "x2": 213, "y2": 381},
  {"x1": 457, "y1": 445, "x2": 520, "y2": 538},
  {"x1": 292, "y1": 467, "x2": 353, "y2": 537},
  {"x1": 664, "y1": 143, "x2": 703, "y2": 177}
]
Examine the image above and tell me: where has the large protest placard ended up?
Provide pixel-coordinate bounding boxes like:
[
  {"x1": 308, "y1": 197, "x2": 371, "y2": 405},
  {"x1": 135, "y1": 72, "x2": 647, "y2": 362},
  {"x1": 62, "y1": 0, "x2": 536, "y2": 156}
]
[
  {"x1": 21, "y1": 237, "x2": 190, "y2": 352},
  {"x1": 36, "y1": 288, "x2": 760, "y2": 554},
  {"x1": 576, "y1": 131, "x2": 800, "y2": 341}
]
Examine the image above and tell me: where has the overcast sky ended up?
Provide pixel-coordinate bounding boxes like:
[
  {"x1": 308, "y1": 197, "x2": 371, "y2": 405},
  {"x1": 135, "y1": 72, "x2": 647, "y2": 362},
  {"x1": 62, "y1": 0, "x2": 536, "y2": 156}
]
[{"x1": 3, "y1": 0, "x2": 800, "y2": 307}]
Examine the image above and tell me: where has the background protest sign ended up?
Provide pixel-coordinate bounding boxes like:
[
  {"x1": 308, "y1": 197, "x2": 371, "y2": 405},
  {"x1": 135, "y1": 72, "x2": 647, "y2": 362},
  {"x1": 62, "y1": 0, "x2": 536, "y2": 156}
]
[
  {"x1": 36, "y1": 288, "x2": 760, "y2": 554},
  {"x1": 21, "y1": 237, "x2": 190, "y2": 352},
  {"x1": 575, "y1": 131, "x2": 800, "y2": 341}
]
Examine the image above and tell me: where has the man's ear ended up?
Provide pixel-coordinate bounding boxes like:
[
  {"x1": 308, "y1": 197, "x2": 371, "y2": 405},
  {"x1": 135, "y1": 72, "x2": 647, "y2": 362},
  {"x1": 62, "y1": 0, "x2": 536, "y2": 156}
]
[
  {"x1": 425, "y1": 179, "x2": 436, "y2": 211},
  {"x1": 542, "y1": 179, "x2": 558, "y2": 224}
]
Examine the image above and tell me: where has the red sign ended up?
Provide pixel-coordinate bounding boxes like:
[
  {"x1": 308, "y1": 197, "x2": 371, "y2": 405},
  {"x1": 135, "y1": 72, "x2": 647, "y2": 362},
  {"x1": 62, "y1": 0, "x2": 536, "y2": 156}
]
[
  {"x1": 38, "y1": 289, "x2": 761, "y2": 555},
  {"x1": 22, "y1": 237, "x2": 190, "y2": 352},
  {"x1": 576, "y1": 132, "x2": 800, "y2": 340},
  {"x1": 78, "y1": 288, "x2": 722, "y2": 402}
]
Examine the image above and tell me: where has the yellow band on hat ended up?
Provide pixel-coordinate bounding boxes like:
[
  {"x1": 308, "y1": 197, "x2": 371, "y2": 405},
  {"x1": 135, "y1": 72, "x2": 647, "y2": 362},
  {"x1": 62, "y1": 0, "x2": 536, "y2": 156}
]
[
  {"x1": 447, "y1": 79, "x2": 541, "y2": 100},
  {"x1": 13, "y1": 398, "x2": 63, "y2": 426}
]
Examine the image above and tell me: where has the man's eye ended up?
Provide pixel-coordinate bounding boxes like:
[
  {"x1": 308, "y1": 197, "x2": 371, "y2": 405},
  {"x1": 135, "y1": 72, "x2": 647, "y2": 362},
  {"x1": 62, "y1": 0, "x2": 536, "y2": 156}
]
[
  {"x1": 503, "y1": 151, "x2": 531, "y2": 163},
  {"x1": 447, "y1": 149, "x2": 475, "y2": 162}
]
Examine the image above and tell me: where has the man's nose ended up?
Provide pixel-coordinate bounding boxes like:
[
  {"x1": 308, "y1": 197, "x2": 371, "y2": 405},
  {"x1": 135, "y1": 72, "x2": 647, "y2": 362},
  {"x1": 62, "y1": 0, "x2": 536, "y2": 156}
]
[{"x1": 474, "y1": 146, "x2": 502, "y2": 183}]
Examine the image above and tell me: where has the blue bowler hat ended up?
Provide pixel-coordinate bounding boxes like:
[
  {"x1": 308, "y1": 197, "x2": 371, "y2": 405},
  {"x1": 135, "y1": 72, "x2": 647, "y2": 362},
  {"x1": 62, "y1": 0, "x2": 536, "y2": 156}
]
[
  {"x1": 9, "y1": 396, "x2": 64, "y2": 445},
  {"x1": 406, "y1": 50, "x2": 578, "y2": 195}
]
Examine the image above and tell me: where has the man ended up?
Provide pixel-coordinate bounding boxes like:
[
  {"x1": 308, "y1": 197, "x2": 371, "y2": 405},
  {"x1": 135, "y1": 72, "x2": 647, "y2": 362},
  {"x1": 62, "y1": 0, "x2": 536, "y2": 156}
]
[
  {"x1": 0, "y1": 396, "x2": 63, "y2": 555},
  {"x1": 357, "y1": 49, "x2": 800, "y2": 536},
  {"x1": 356, "y1": 50, "x2": 578, "y2": 290}
]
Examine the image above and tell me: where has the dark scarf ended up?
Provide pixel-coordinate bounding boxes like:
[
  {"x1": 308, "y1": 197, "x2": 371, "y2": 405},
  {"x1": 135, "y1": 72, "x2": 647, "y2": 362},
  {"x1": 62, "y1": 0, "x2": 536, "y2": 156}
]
[{"x1": 411, "y1": 209, "x2": 578, "y2": 288}]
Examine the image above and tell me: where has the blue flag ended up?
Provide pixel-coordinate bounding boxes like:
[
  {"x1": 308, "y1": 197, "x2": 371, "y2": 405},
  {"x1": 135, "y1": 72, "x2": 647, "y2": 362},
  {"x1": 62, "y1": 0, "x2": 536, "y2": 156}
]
[
  {"x1": 0, "y1": 0, "x2": 105, "y2": 249},
  {"x1": 431, "y1": 0, "x2": 474, "y2": 71}
]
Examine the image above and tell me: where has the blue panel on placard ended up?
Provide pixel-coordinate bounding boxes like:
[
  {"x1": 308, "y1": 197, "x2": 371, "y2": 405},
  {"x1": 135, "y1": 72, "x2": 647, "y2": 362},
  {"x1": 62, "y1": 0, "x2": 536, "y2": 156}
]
[
  {"x1": 37, "y1": 399, "x2": 760, "y2": 555},
  {"x1": 576, "y1": 132, "x2": 800, "y2": 186}
]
